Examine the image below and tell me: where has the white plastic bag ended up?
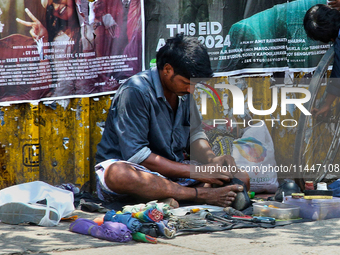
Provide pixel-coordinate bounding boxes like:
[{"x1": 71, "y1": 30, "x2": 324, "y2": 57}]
[
  {"x1": 0, "y1": 181, "x2": 74, "y2": 226},
  {"x1": 232, "y1": 122, "x2": 279, "y2": 193}
]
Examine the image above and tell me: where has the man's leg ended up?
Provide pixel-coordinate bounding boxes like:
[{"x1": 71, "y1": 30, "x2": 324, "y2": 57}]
[{"x1": 104, "y1": 161, "x2": 244, "y2": 207}]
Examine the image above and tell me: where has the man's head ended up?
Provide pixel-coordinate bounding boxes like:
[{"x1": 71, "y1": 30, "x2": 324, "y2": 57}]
[
  {"x1": 156, "y1": 34, "x2": 213, "y2": 79},
  {"x1": 304, "y1": 4, "x2": 340, "y2": 43}
]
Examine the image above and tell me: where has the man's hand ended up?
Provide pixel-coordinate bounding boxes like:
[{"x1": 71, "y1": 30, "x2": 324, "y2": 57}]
[
  {"x1": 194, "y1": 155, "x2": 240, "y2": 186},
  {"x1": 311, "y1": 104, "x2": 331, "y2": 119},
  {"x1": 193, "y1": 166, "x2": 232, "y2": 186},
  {"x1": 311, "y1": 93, "x2": 336, "y2": 119},
  {"x1": 328, "y1": 0, "x2": 340, "y2": 10},
  {"x1": 209, "y1": 155, "x2": 249, "y2": 190},
  {"x1": 190, "y1": 139, "x2": 249, "y2": 188},
  {"x1": 209, "y1": 154, "x2": 237, "y2": 168}
]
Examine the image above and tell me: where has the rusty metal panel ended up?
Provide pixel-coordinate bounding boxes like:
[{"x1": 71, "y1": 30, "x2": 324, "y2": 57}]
[
  {"x1": 0, "y1": 103, "x2": 40, "y2": 189},
  {"x1": 89, "y1": 95, "x2": 114, "y2": 189},
  {"x1": 0, "y1": 95, "x2": 114, "y2": 190},
  {"x1": 37, "y1": 98, "x2": 90, "y2": 188},
  {"x1": 73, "y1": 98, "x2": 91, "y2": 187}
]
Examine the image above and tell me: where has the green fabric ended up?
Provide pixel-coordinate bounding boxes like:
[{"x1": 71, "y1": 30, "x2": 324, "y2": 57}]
[{"x1": 132, "y1": 232, "x2": 157, "y2": 244}]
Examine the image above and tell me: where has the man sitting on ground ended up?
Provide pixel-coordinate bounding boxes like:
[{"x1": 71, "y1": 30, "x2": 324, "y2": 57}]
[{"x1": 95, "y1": 34, "x2": 250, "y2": 207}]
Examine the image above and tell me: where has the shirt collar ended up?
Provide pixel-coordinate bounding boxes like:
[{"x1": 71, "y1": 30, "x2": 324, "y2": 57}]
[
  {"x1": 151, "y1": 67, "x2": 165, "y2": 99},
  {"x1": 150, "y1": 67, "x2": 188, "y2": 101}
]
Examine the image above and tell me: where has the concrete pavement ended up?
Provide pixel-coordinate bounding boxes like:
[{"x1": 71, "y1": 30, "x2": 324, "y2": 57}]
[{"x1": 1, "y1": 210, "x2": 340, "y2": 255}]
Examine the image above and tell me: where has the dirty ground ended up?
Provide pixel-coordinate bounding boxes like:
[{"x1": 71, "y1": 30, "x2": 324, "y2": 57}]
[{"x1": 1, "y1": 209, "x2": 340, "y2": 255}]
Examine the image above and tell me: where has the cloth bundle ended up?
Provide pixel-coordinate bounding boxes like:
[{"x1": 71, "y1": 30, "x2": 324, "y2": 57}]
[
  {"x1": 132, "y1": 208, "x2": 163, "y2": 222},
  {"x1": 70, "y1": 205, "x2": 175, "y2": 243},
  {"x1": 122, "y1": 200, "x2": 171, "y2": 217},
  {"x1": 104, "y1": 209, "x2": 175, "y2": 239},
  {"x1": 104, "y1": 210, "x2": 142, "y2": 233}
]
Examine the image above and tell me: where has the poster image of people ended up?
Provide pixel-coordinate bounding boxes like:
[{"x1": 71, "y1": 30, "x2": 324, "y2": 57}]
[
  {"x1": 217, "y1": 0, "x2": 330, "y2": 76},
  {"x1": 145, "y1": 0, "x2": 330, "y2": 77},
  {"x1": 0, "y1": 0, "x2": 143, "y2": 103}
]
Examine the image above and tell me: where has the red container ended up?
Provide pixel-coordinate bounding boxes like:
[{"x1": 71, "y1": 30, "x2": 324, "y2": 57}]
[{"x1": 305, "y1": 181, "x2": 314, "y2": 191}]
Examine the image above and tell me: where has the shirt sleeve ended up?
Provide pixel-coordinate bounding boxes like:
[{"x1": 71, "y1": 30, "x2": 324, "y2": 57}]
[
  {"x1": 113, "y1": 86, "x2": 152, "y2": 164},
  {"x1": 188, "y1": 95, "x2": 208, "y2": 146}
]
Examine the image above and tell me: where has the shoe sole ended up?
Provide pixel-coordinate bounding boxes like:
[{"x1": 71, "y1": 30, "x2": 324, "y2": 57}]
[{"x1": 0, "y1": 202, "x2": 59, "y2": 225}]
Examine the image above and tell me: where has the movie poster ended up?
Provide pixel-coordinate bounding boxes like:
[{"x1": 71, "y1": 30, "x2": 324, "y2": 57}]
[
  {"x1": 0, "y1": 0, "x2": 332, "y2": 104},
  {"x1": 145, "y1": 0, "x2": 330, "y2": 77},
  {"x1": 0, "y1": 0, "x2": 143, "y2": 103},
  {"x1": 217, "y1": 0, "x2": 330, "y2": 76}
]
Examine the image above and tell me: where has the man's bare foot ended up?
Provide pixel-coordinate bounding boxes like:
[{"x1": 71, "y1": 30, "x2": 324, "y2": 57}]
[
  {"x1": 196, "y1": 184, "x2": 243, "y2": 207},
  {"x1": 158, "y1": 198, "x2": 179, "y2": 208}
]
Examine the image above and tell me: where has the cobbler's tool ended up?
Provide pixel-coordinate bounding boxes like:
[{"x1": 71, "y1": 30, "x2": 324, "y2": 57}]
[
  {"x1": 225, "y1": 215, "x2": 276, "y2": 225},
  {"x1": 199, "y1": 211, "x2": 234, "y2": 224}
]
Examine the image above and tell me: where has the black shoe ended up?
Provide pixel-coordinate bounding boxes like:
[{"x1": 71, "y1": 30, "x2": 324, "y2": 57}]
[
  {"x1": 226, "y1": 178, "x2": 251, "y2": 211},
  {"x1": 274, "y1": 179, "x2": 301, "y2": 202}
]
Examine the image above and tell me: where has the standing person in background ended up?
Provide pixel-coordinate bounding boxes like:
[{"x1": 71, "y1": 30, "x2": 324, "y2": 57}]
[{"x1": 304, "y1": 4, "x2": 340, "y2": 117}]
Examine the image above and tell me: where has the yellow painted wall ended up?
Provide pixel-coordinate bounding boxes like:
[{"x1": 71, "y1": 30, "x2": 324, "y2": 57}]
[{"x1": 0, "y1": 95, "x2": 113, "y2": 190}]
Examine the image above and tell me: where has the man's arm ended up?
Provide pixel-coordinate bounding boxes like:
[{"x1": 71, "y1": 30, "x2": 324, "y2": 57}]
[
  {"x1": 190, "y1": 138, "x2": 250, "y2": 190},
  {"x1": 311, "y1": 93, "x2": 337, "y2": 118},
  {"x1": 141, "y1": 132, "x2": 249, "y2": 188},
  {"x1": 141, "y1": 153, "x2": 191, "y2": 178},
  {"x1": 140, "y1": 151, "x2": 236, "y2": 186},
  {"x1": 190, "y1": 138, "x2": 236, "y2": 166}
]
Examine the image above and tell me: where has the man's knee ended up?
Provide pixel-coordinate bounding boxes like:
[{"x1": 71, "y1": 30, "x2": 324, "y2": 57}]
[{"x1": 104, "y1": 162, "x2": 134, "y2": 190}]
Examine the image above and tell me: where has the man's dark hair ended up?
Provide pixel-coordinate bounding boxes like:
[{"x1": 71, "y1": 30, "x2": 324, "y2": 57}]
[
  {"x1": 304, "y1": 4, "x2": 340, "y2": 43},
  {"x1": 156, "y1": 34, "x2": 213, "y2": 79}
]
